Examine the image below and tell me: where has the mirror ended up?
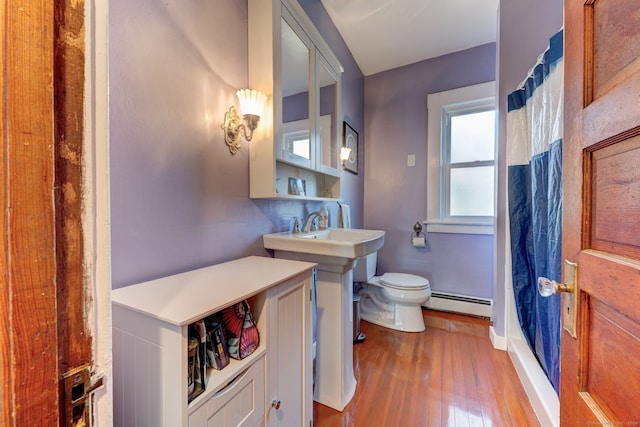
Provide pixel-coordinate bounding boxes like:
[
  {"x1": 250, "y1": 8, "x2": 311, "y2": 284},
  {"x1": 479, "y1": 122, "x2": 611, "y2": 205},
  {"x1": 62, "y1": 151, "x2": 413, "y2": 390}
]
[
  {"x1": 281, "y1": 18, "x2": 311, "y2": 167},
  {"x1": 317, "y1": 56, "x2": 338, "y2": 173}
]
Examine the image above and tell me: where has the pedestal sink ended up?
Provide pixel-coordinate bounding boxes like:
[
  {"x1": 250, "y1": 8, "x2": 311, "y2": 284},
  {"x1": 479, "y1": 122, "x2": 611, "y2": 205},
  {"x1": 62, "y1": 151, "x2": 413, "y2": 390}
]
[{"x1": 263, "y1": 228, "x2": 385, "y2": 411}]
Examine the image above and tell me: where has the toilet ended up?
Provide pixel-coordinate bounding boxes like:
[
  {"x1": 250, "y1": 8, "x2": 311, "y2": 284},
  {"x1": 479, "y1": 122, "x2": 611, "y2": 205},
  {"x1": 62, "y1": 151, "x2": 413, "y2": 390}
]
[{"x1": 354, "y1": 252, "x2": 431, "y2": 333}]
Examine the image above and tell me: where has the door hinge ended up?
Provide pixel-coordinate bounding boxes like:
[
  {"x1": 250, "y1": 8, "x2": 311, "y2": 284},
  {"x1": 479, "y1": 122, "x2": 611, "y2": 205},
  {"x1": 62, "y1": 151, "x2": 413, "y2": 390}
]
[{"x1": 62, "y1": 365, "x2": 105, "y2": 427}]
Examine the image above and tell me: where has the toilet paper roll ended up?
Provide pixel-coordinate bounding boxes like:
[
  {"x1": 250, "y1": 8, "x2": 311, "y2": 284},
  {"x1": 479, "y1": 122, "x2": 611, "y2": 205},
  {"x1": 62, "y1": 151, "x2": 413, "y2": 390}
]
[{"x1": 412, "y1": 237, "x2": 426, "y2": 247}]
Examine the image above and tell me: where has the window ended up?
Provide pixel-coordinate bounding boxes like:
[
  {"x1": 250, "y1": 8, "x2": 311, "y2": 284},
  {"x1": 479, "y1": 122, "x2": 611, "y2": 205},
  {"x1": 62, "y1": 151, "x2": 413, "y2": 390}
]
[
  {"x1": 426, "y1": 82, "x2": 496, "y2": 234},
  {"x1": 288, "y1": 133, "x2": 310, "y2": 159}
]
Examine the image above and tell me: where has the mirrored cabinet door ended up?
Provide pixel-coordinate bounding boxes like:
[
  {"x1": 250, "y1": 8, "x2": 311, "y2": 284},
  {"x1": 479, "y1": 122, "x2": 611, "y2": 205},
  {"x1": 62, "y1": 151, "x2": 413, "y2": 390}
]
[
  {"x1": 279, "y1": 16, "x2": 312, "y2": 169},
  {"x1": 316, "y1": 52, "x2": 340, "y2": 177}
]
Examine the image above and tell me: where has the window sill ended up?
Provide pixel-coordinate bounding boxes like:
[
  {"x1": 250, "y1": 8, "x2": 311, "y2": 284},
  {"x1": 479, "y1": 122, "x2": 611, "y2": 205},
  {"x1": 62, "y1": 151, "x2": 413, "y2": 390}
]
[{"x1": 424, "y1": 221, "x2": 494, "y2": 235}]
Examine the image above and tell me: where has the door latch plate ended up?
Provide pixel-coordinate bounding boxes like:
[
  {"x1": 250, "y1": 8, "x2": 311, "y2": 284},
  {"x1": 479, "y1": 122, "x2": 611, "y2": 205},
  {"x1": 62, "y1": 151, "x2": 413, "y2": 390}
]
[
  {"x1": 562, "y1": 260, "x2": 579, "y2": 338},
  {"x1": 62, "y1": 365, "x2": 104, "y2": 426}
]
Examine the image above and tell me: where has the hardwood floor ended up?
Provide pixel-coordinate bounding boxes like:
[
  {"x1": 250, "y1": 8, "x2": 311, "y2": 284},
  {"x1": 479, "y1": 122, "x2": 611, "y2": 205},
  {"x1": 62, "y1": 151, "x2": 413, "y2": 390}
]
[{"x1": 313, "y1": 309, "x2": 540, "y2": 427}]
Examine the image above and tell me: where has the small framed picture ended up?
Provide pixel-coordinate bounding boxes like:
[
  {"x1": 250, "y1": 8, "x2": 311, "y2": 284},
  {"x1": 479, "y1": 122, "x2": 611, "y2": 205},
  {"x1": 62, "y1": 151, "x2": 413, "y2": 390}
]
[
  {"x1": 288, "y1": 177, "x2": 306, "y2": 196},
  {"x1": 343, "y1": 122, "x2": 358, "y2": 174}
]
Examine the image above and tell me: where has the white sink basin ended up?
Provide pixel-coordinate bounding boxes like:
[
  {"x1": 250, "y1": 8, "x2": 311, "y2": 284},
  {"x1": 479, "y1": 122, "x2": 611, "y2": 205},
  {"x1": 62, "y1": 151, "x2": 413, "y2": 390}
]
[{"x1": 263, "y1": 228, "x2": 385, "y2": 261}]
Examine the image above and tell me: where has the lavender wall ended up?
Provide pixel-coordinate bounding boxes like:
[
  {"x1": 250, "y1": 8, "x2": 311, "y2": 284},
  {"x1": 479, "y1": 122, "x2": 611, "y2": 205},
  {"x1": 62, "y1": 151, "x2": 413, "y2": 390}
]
[
  {"x1": 493, "y1": 1, "x2": 563, "y2": 335},
  {"x1": 109, "y1": 0, "x2": 363, "y2": 288},
  {"x1": 363, "y1": 45, "x2": 496, "y2": 299}
]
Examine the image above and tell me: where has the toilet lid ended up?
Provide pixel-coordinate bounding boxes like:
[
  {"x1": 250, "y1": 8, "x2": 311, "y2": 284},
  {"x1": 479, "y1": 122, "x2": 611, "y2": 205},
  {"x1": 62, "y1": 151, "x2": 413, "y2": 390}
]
[{"x1": 378, "y1": 273, "x2": 430, "y2": 291}]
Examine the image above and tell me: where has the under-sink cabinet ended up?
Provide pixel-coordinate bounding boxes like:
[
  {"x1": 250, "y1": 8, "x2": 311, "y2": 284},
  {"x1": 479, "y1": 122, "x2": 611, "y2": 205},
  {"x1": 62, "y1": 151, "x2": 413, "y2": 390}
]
[{"x1": 112, "y1": 256, "x2": 315, "y2": 427}]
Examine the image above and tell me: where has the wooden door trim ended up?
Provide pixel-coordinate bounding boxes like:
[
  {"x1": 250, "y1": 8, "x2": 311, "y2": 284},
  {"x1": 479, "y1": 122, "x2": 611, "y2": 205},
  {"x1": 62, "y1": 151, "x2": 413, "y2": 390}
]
[
  {"x1": 1, "y1": 0, "x2": 60, "y2": 424},
  {"x1": 54, "y1": 0, "x2": 91, "y2": 424},
  {"x1": 1, "y1": 0, "x2": 90, "y2": 424},
  {"x1": 1, "y1": 0, "x2": 8, "y2": 422},
  {"x1": 54, "y1": 0, "x2": 91, "y2": 377}
]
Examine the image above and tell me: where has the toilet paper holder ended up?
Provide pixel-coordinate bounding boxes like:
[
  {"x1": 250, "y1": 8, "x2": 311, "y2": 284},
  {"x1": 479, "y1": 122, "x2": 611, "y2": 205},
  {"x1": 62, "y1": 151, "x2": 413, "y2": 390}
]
[{"x1": 411, "y1": 222, "x2": 427, "y2": 247}]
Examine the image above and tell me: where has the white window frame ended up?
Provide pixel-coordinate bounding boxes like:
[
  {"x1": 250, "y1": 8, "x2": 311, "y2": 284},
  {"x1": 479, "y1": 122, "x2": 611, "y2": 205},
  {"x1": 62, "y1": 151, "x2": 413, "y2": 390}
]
[{"x1": 426, "y1": 81, "x2": 496, "y2": 235}]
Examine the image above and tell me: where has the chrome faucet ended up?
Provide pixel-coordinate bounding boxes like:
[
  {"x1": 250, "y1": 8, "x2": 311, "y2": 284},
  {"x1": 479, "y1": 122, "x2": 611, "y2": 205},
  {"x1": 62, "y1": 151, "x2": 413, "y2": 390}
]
[{"x1": 303, "y1": 212, "x2": 322, "y2": 233}]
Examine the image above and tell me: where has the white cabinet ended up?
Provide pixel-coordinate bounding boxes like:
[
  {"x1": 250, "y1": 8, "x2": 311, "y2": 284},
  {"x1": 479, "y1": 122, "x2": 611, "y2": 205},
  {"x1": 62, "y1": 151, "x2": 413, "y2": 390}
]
[
  {"x1": 112, "y1": 256, "x2": 315, "y2": 427},
  {"x1": 248, "y1": 0, "x2": 343, "y2": 201}
]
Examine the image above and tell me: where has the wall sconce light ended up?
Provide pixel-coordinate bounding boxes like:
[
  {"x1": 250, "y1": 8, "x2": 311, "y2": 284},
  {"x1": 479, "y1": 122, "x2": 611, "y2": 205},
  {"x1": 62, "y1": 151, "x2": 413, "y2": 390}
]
[
  {"x1": 340, "y1": 146, "x2": 352, "y2": 168},
  {"x1": 221, "y1": 89, "x2": 267, "y2": 154}
]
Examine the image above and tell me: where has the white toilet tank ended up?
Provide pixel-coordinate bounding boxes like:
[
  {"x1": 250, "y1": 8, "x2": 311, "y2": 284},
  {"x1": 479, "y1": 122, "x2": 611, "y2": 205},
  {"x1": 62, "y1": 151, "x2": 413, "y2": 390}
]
[{"x1": 353, "y1": 252, "x2": 377, "y2": 282}]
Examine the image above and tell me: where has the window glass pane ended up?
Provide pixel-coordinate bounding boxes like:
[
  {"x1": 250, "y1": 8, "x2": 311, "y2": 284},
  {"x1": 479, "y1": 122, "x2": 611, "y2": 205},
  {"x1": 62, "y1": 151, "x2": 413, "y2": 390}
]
[
  {"x1": 450, "y1": 110, "x2": 495, "y2": 163},
  {"x1": 449, "y1": 166, "x2": 494, "y2": 216},
  {"x1": 292, "y1": 138, "x2": 310, "y2": 159}
]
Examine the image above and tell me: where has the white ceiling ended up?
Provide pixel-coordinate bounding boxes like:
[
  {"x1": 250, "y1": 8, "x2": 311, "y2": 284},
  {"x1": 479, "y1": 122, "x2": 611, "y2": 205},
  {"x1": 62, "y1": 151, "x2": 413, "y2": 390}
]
[{"x1": 320, "y1": 0, "x2": 500, "y2": 76}]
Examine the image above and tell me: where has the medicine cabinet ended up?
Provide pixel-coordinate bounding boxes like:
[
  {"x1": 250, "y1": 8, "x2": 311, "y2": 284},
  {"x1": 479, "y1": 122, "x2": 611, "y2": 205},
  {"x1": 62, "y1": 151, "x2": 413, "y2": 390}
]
[{"x1": 248, "y1": 0, "x2": 343, "y2": 200}]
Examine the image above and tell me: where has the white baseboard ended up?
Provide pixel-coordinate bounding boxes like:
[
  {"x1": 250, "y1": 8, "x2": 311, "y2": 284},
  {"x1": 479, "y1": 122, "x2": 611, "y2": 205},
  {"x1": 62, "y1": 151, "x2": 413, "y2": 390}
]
[
  {"x1": 507, "y1": 336, "x2": 559, "y2": 427},
  {"x1": 489, "y1": 326, "x2": 507, "y2": 350}
]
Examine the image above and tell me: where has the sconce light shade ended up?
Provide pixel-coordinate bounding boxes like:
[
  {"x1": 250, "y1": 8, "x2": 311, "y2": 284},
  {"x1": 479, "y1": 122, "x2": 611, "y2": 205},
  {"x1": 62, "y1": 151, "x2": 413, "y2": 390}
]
[
  {"x1": 340, "y1": 146, "x2": 352, "y2": 167},
  {"x1": 236, "y1": 89, "x2": 267, "y2": 117},
  {"x1": 221, "y1": 89, "x2": 268, "y2": 154}
]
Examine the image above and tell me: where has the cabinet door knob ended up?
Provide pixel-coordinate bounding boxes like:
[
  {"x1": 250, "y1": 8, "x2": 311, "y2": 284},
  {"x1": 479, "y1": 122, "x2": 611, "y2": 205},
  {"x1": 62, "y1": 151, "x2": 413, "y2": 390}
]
[{"x1": 272, "y1": 399, "x2": 281, "y2": 410}]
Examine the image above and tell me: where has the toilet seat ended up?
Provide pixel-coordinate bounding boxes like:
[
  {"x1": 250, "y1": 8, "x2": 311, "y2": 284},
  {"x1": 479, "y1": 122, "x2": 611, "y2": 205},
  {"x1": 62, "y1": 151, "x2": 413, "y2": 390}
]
[{"x1": 375, "y1": 273, "x2": 430, "y2": 291}]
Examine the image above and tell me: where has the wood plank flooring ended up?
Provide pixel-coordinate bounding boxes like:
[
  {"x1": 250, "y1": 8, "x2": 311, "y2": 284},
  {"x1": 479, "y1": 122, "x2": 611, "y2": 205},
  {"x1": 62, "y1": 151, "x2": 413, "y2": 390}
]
[{"x1": 313, "y1": 309, "x2": 540, "y2": 427}]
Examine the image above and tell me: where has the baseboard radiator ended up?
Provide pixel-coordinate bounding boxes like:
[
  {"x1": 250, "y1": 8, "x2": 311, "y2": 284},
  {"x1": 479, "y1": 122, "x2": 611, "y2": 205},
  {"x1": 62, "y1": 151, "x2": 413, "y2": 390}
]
[{"x1": 423, "y1": 292, "x2": 493, "y2": 319}]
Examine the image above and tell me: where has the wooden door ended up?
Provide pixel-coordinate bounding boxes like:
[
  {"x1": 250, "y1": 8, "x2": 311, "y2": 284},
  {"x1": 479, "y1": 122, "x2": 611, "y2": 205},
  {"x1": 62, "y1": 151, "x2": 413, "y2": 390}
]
[
  {"x1": 1, "y1": 0, "x2": 94, "y2": 425},
  {"x1": 562, "y1": 0, "x2": 640, "y2": 424}
]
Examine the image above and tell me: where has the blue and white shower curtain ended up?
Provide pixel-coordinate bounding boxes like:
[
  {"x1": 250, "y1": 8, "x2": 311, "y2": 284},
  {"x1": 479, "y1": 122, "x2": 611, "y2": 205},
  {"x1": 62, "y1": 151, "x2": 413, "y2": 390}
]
[{"x1": 507, "y1": 30, "x2": 563, "y2": 394}]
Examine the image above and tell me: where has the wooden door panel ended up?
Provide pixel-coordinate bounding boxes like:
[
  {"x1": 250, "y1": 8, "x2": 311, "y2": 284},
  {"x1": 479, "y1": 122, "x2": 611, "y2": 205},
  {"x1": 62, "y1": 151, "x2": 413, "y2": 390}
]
[
  {"x1": 588, "y1": 133, "x2": 640, "y2": 258},
  {"x1": 583, "y1": 0, "x2": 640, "y2": 145},
  {"x1": 581, "y1": 298, "x2": 640, "y2": 420},
  {"x1": 590, "y1": 0, "x2": 640, "y2": 100}
]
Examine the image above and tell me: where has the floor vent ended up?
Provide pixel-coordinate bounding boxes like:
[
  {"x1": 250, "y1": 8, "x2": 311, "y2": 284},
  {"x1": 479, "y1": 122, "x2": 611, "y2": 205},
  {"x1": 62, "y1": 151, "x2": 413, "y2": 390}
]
[{"x1": 424, "y1": 292, "x2": 493, "y2": 319}]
